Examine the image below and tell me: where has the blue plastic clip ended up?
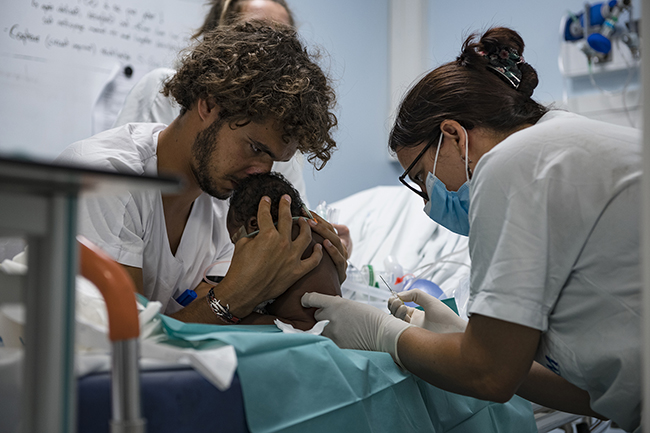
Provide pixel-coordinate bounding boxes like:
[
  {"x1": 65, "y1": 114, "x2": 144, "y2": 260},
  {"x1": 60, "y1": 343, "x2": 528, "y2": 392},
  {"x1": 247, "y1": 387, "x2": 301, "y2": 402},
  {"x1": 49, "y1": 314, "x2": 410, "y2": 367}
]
[{"x1": 175, "y1": 289, "x2": 197, "y2": 307}]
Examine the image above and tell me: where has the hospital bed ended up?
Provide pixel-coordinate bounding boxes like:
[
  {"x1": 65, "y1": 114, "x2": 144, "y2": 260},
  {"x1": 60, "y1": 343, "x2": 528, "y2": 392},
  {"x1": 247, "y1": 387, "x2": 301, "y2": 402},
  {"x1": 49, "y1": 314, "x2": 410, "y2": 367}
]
[
  {"x1": 1, "y1": 182, "x2": 539, "y2": 433},
  {"x1": 73, "y1": 185, "x2": 536, "y2": 433}
]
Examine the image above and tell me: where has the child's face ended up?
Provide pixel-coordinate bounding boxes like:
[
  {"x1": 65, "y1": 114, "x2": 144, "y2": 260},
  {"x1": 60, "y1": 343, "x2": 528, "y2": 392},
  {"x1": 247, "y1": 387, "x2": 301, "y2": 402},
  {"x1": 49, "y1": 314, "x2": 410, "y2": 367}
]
[{"x1": 226, "y1": 209, "x2": 242, "y2": 243}]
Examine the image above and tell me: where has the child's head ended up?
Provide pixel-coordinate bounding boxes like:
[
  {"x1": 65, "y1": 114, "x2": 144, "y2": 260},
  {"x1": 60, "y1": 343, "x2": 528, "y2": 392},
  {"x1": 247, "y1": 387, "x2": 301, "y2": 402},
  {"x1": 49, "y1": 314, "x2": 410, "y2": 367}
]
[{"x1": 227, "y1": 172, "x2": 305, "y2": 242}]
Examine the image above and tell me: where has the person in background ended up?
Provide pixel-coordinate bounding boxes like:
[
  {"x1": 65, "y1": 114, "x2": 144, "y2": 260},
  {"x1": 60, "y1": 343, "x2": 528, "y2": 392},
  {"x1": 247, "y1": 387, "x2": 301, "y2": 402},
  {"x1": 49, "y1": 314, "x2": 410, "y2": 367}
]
[
  {"x1": 226, "y1": 172, "x2": 341, "y2": 330},
  {"x1": 302, "y1": 27, "x2": 641, "y2": 432},
  {"x1": 114, "y1": 0, "x2": 306, "y2": 202},
  {"x1": 57, "y1": 23, "x2": 347, "y2": 326}
]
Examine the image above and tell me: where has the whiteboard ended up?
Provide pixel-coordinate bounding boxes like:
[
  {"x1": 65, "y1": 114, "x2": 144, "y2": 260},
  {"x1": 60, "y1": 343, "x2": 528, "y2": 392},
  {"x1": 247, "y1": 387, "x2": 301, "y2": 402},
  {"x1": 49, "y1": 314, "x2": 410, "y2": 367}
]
[{"x1": 0, "y1": 0, "x2": 206, "y2": 159}]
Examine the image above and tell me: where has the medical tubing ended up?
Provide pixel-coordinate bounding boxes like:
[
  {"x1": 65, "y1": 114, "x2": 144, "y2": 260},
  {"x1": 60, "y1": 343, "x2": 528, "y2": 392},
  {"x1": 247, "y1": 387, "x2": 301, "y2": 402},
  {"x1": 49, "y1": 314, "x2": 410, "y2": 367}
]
[
  {"x1": 406, "y1": 247, "x2": 470, "y2": 290},
  {"x1": 435, "y1": 260, "x2": 471, "y2": 269},
  {"x1": 586, "y1": 50, "x2": 638, "y2": 128},
  {"x1": 202, "y1": 260, "x2": 231, "y2": 286},
  {"x1": 406, "y1": 260, "x2": 471, "y2": 291}
]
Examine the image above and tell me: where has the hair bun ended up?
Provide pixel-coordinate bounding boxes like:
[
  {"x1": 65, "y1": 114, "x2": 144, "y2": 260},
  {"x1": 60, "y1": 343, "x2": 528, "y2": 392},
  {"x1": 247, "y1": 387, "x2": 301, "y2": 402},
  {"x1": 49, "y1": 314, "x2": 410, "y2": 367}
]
[
  {"x1": 460, "y1": 27, "x2": 540, "y2": 97},
  {"x1": 478, "y1": 27, "x2": 524, "y2": 57},
  {"x1": 517, "y1": 63, "x2": 539, "y2": 98}
]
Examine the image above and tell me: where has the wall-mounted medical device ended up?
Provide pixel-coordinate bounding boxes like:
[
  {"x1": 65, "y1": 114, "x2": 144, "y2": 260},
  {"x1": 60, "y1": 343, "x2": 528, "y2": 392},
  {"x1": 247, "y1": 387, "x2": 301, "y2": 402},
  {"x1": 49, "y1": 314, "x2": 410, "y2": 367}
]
[
  {"x1": 561, "y1": 0, "x2": 639, "y2": 65},
  {"x1": 558, "y1": 0, "x2": 642, "y2": 129}
]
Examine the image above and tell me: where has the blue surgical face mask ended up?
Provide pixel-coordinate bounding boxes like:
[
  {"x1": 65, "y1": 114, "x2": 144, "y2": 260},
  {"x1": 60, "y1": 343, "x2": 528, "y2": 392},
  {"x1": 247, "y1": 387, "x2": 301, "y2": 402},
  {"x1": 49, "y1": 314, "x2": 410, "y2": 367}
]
[{"x1": 423, "y1": 127, "x2": 471, "y2": 236}]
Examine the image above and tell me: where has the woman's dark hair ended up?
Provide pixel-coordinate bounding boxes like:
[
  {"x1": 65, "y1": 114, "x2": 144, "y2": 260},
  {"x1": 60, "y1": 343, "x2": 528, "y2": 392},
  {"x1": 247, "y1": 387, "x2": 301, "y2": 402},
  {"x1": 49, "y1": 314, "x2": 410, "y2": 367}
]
[
  {"x1": 389, "y1": 27, "x2": 548, "y2": 152},
  {"x1": 228, "y1": 172, "x2": 304, "y2": 228},
  {"x1": 193, "y1": 0, "x2": 295, "y2": 38}
]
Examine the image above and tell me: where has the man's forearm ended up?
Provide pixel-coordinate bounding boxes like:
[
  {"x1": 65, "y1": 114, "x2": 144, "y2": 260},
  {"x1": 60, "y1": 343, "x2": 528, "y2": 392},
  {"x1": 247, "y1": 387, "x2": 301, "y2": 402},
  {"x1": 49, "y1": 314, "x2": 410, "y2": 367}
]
[
  {"x1": 517, "y1": 362, "x2": 606, "y2": 419},
  {"x1": 170, "y1": 278, "x2": 260, "y2": 324}
]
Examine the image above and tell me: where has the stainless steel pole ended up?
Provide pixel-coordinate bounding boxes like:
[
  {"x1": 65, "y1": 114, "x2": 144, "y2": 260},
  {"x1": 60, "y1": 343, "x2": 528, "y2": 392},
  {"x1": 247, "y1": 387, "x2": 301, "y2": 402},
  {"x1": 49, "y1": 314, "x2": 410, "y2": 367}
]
[
  {"x1": 641, "y1": 0, "x2": 649, "y2": 430},
  {"x1": 22, "y1": 194, "x2": 78, "y2": 433}
]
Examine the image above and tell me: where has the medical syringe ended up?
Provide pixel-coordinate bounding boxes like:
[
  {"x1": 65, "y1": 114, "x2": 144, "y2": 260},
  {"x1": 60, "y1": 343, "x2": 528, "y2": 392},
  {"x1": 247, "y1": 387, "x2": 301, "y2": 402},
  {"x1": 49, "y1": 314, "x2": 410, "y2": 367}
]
[{"x1": 379, "y1": 275, "x2": 403, "y2": 304}]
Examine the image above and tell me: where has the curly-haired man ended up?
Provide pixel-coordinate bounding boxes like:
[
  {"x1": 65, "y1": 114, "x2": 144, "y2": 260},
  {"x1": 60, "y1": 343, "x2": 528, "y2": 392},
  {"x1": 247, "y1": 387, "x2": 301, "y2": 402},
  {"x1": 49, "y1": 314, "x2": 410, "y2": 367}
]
[{"x1": 56, "y1": 22, "x2": 347, "y2": 324}]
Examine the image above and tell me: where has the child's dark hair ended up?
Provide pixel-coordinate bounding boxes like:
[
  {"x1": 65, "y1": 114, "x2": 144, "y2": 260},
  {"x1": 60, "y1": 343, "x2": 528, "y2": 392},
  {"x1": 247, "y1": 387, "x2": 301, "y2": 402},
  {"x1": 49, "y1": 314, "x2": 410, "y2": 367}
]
[{"x1": 228, "y1": 172, "x2": 305, "y2": 227}]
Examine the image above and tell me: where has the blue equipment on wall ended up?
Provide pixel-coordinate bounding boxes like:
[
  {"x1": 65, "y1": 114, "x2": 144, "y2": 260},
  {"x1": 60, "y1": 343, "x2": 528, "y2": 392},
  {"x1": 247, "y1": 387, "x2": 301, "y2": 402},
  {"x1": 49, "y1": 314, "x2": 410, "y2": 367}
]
[{"x1": 562, "y1": 0, "x2": 639, "y2": 62}]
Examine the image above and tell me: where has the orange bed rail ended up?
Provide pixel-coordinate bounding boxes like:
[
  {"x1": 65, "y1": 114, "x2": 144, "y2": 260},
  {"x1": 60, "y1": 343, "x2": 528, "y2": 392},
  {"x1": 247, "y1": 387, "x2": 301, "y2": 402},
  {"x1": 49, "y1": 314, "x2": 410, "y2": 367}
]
[{"x1": 77, "y1": 236, "x2": 140, "y2": 341}]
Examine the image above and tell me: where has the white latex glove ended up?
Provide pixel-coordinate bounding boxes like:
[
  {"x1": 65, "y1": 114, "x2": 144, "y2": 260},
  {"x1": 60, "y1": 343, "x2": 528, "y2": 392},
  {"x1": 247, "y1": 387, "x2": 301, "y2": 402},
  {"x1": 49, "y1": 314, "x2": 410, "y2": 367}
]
[
  {"x1": 388, "y1": 289, "x2": 467, "y2": 334},
  {"x1": 301, "y1": 293, "x2": 412, "y2": 367}
]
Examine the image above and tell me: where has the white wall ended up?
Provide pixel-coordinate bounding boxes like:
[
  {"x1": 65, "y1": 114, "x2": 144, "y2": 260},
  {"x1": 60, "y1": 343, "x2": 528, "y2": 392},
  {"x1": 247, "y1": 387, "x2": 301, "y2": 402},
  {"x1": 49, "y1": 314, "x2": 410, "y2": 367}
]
[{"x1": 0, "y1": 0, "x2": 206, "y2": 158}]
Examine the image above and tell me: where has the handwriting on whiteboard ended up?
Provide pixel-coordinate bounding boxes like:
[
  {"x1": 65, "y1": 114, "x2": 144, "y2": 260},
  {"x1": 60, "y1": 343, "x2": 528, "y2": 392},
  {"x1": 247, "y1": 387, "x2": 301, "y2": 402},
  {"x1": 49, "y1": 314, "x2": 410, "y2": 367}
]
[{"x1": 2, "y1": 0, "x2": 196, "y2": 68}]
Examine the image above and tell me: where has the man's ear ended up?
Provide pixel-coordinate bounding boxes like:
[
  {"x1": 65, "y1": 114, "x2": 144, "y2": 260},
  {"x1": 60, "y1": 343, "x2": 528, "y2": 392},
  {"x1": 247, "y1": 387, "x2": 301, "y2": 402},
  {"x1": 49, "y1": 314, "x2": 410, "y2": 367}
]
[
  {"x1": 247, "y1": 216, "x2": 259, "y2": 233},
  {"x1": 197, "y1": 97, "x2": 220, "y2": 123}
]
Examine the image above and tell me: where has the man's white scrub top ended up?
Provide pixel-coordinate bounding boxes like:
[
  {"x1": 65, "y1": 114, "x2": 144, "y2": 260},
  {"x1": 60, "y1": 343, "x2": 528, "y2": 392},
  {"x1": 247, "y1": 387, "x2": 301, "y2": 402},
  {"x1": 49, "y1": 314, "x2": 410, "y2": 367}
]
[
  {"x1": 467, "y1": 110, "x2": 641, "y2": 431},
  {"x1": 56, "y1": 123, "x2": 234, "y2": 314}
]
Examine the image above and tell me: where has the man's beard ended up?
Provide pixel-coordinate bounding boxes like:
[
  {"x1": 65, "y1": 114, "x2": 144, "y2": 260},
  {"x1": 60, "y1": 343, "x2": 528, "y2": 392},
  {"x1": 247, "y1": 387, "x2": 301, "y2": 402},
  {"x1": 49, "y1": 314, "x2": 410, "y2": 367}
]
[{"x1": 191, "y1": 119, "x2": 231, "y2": 200}]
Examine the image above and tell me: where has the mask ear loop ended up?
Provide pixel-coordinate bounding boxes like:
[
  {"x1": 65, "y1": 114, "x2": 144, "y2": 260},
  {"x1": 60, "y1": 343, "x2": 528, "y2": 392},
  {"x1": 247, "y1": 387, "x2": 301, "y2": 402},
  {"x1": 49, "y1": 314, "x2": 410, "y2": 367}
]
[
  {"x1": 202, "y1": 260, "x2": 231, "y2": 286},
  {"x1": 460, "y1": 126, "x2": 471, "y2": 181},
  {"x1": 431, "y1": 131, "x2": 444, "y2": 177}
]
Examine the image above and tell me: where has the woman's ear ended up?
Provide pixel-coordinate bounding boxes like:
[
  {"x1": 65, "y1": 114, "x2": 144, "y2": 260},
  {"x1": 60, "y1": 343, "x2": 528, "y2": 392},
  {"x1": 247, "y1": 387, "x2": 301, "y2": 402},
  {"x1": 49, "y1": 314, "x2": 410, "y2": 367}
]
[
  {"x1": 440, "y1": 120, "x2": 462, "y2": 141},
  {"x1": 246, "y1": 216, "x2": 258, "y2": 233},
  {"x1": 440, "y1": 120, "x2": 467, "y2": 157}
]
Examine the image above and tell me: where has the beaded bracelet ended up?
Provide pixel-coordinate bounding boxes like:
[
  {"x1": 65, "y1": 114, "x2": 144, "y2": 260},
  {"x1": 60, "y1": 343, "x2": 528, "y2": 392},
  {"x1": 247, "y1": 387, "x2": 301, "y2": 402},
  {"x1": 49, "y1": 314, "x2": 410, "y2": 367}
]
[{"x1": 206, "y1": 287, "x2": 241, "y2": 324}]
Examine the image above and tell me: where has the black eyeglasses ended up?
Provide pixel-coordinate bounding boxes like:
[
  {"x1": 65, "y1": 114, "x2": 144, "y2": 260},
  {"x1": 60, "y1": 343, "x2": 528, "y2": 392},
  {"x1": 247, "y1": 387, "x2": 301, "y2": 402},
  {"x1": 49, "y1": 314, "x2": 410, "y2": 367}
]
[{"x1": 398, "y1": 140, "x2": 434, "y2": 200}]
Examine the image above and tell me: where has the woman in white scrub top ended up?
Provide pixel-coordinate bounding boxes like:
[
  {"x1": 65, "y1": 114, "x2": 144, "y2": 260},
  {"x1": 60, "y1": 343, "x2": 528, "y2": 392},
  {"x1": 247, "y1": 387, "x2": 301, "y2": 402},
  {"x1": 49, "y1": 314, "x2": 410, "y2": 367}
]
[{"x1": 301, "y1": 27, "x2": 641, "y2": 432}]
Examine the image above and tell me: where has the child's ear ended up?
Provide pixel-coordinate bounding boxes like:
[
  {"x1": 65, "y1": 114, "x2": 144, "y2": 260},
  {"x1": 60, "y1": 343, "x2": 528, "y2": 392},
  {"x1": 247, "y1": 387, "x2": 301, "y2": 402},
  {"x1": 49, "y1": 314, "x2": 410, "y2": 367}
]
[{"x1": 247, "y1": 216, "x2": 258, "y2": 232}]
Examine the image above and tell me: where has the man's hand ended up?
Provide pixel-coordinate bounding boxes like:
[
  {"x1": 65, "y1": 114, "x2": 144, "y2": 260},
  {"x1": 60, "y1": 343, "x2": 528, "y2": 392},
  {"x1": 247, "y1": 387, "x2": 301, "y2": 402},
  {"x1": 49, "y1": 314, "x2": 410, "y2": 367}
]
[
  {"x1": 307, "y1": 213, "x2": 348, "y2": 282},
  {"x1": 225, "y1": 195, "x2": 323, "y2": 316}
]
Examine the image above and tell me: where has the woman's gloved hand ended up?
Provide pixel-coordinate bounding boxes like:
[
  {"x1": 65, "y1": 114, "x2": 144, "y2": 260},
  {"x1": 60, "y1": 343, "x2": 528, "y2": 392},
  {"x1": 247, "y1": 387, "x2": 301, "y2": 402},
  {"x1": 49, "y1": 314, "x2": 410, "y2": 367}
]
[
  {"x1": 388, "y1": 289, "x2": 467, "y2": 334},
  {"x1": 301, "y1": 293, "x2": 412, "y2": 367}
]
